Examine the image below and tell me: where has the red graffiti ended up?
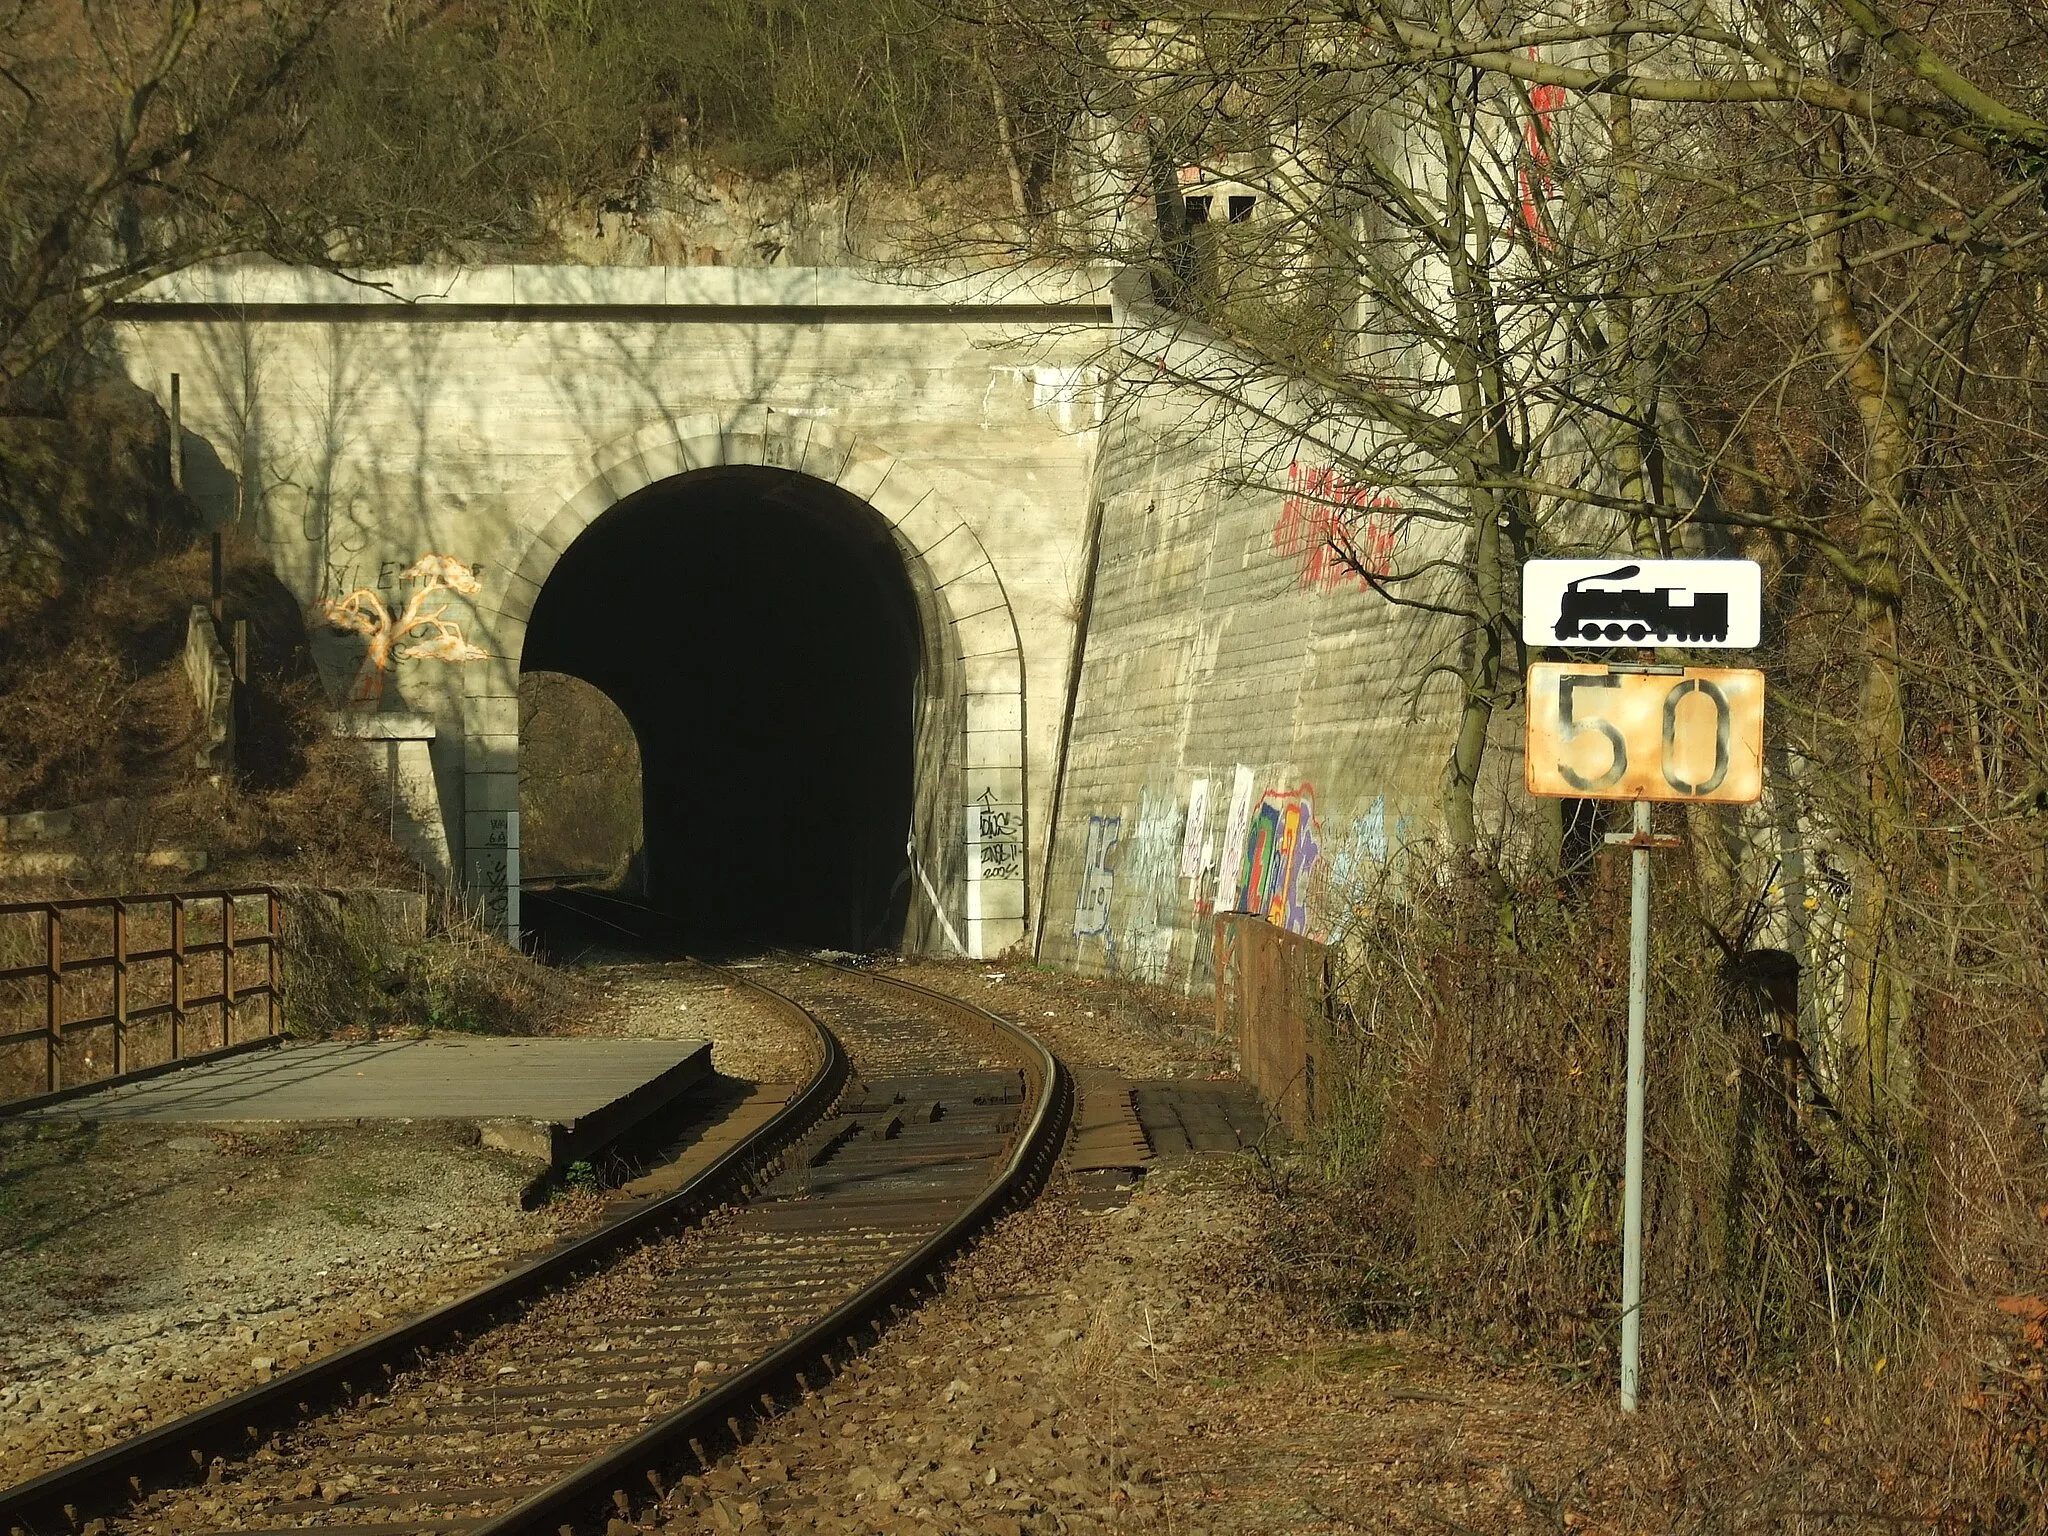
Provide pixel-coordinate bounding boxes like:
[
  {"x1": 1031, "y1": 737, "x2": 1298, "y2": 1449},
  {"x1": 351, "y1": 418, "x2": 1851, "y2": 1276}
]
[
  {"x1": 1275, "y1": 462, "x2": 1401, "y2": 591},
  {"x1": 1518, "y1": 50, "x2": 1567, "y2": 241}
]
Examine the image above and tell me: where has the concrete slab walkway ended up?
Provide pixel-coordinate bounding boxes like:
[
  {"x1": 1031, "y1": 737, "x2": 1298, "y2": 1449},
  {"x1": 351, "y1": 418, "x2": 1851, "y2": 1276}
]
[{"x1": 25, "y1": 1035, "x2": 712, "y2": 1166}]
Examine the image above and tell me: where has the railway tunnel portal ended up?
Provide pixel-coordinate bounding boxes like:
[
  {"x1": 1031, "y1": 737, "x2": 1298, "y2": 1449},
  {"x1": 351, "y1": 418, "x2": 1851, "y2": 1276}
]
[
  {"x1": 111, "y1": 260, "x2": 1486, "y2": 991},
  {"x1": 109, "y1": 264, "x2": 1109, "y2": 958},
  {"x1": 475, "y1": 410, "x2": 1038, "y2": 962},
  {"x1": 522, "y1": 466, "x2": 926, "y2": 953}
]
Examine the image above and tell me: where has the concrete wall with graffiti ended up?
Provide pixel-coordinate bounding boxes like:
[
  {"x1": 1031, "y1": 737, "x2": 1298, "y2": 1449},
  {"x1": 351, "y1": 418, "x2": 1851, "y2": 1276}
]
[
  {"x1": 1039, "y1": 379, "x2": 1475, "y2": 992},
  {"x1": 118, "y1": 260, "x2": 1526, "y2": 973}
]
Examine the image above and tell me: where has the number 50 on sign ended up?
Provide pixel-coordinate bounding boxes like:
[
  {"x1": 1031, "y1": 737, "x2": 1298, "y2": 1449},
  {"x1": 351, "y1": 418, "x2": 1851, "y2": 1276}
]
[{"x1": 1527, "y1": 663, "x2": 1765, "y2": 804}]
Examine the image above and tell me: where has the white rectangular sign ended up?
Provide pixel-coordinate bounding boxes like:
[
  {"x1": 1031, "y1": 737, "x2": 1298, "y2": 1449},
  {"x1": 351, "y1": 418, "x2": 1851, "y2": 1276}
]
[
  {"x1": 1214, "y1": 765, "x2": 1257, "y2": 912},
  {"x1": 1522, "y1": 559, "x2": 1761, "y2": 649},
  {"x1": 1178, "y1": 778, "x2": 1210, "y2": 880}
]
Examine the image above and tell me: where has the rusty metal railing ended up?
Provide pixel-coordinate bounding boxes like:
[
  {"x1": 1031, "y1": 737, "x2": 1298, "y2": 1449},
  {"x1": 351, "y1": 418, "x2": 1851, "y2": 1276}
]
[{"x1": 0, "y1": 887, "x2": 282, "y2": 1106}]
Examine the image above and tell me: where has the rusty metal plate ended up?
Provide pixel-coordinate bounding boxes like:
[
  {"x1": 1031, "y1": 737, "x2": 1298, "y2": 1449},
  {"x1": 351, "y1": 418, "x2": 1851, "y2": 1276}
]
[{"x1": 1526, "y1": 663, "x2": 1765, "y2": 804}]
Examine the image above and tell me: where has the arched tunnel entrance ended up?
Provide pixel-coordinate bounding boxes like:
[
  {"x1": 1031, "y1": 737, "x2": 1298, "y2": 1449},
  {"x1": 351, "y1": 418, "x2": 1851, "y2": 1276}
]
[{"x1": 521, "y1": 467, "x2": 920, "y2": 952}]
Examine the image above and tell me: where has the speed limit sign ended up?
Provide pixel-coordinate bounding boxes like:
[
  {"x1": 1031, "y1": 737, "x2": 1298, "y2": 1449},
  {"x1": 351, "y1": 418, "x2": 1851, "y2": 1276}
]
[
  {"x1": 1524, "y1": 655, "x2": 1765, "y2": 1415},
  {"x1": 1526, "y1": 662, "x2": 1764, "y2": 804}
]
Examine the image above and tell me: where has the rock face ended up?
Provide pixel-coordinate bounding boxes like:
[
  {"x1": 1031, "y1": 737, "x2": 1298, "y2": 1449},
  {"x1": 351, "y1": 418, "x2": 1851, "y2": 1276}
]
[
  {"x1": 551, "y1": 162, "x2": 1002, "y2": 270},
  {"x1": 184, "y1": 603, "x2": 236, "y2": 774}
]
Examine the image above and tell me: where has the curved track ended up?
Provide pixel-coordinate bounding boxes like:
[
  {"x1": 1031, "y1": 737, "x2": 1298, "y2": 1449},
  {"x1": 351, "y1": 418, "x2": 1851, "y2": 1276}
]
[{"x1": 0, "y1": 895, "x2": 1069, "y2": 1535}]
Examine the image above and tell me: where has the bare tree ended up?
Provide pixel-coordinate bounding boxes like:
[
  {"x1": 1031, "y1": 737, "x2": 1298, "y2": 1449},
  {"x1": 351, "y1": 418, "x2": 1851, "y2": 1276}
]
[
  {"x1": 951, "y1": 0, "x2": 2048, "y2": 1117},
  {"x1": 1326, "y1": 0, "x2": 2048, "y2": 1113}
]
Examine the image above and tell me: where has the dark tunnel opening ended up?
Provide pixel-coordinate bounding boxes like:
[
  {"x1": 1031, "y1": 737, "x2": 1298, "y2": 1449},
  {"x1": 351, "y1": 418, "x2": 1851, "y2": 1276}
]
[{"x1": 521, "y1": 467, "x2": 920, "y2": 952}]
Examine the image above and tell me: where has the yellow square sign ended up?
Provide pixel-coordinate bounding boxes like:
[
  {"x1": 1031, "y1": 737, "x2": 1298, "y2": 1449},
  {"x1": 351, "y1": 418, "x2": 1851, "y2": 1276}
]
[{"x1": 1526, "y1": 663, "x2": 1765, "y2": 804}]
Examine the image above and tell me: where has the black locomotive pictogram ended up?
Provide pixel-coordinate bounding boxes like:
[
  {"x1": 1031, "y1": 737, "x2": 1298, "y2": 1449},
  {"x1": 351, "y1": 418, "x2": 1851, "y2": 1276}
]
[{"x1": 1553, "y1": 564, "x2": 1730, "y2": 643}]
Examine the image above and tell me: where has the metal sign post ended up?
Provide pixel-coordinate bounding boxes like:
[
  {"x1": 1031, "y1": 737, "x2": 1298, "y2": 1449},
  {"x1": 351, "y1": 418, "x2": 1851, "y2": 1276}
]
[
  {"x1": 1523, "y1": 556, "x2": 1767, "y2": 1413},
  {"x1": 1527, "y1": 663, "x2": 1759, "y2": 1412},
  {"x1": 1609, "y1": 800, "x2": 1676, "y2": 1412},
  {"x1": 1622, "y1": 801, "x2": 1651, "y2": 1412}
]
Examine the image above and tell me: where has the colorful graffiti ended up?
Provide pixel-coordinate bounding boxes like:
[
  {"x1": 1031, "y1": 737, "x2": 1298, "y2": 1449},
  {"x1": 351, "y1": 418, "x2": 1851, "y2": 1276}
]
[
  {"x1": 317, "y1": 553, "x2": 489, "y2": 706},
  {"x1": 1274, "y1": 462, "x2": 1402, "y2": 592},
  {"x1": 1238, "y1": 785, "x2": 1321, "y2": 935},
  {"x1": 1073, "y1": 813, "x2": 1121, "y2": 940},
  {"x1": 1319, "y1": 797, "x2": 1390, "y2": 944},
  {"x1": 1060, "y1": 768, "x2": 1417, "y2": 976}
]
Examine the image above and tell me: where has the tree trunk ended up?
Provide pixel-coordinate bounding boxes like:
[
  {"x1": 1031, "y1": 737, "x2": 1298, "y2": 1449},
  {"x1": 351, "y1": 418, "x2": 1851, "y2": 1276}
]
[
  {"x1": 1442, "y1": 483, "x2": 1505, "y2": 849},
  {"x1": 980, "y1": 48, "x2": 1030, "y2": 221},
  {"x1": 1427, "y1": 70, "x2": 1511, "y2": 850},
  {"x1": 1805, "y1": 138, "x2": 1912, "y2": 1118}
]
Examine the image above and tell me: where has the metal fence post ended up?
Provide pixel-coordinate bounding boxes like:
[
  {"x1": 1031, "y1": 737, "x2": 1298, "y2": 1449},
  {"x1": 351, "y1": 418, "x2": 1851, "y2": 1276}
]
[
  {"x1": 45, "y1": 906, "x2": 62, "y2": 1093},
  {"x1": 170, "y1": 896, "x2": 186, "y2": 1061},
  {"x1": 112, "y1": 901, "x2": 128, "y2": 1076},
  {"x1": 267, "y1": 888, "x2": 282, "y2": 1038},
  {"x1": 221, "y1": 893, "x2": 235, "y2": 1050}
]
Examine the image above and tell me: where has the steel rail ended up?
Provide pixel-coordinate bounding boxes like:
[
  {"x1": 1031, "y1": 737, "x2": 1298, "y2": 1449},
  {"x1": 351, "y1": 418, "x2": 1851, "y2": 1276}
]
[
  {"x1": 0, "y1": 953, "x2": 848, "y2": 1534},
  {"x1": 472, "y1": 891, "x2": 1071, "y2": 1536}
]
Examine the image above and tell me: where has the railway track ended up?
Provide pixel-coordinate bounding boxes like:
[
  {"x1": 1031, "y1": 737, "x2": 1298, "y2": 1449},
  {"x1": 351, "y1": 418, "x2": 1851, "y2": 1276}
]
[{"x1": 0, "y1": 894, "x2": 1070, "y2": 1535}]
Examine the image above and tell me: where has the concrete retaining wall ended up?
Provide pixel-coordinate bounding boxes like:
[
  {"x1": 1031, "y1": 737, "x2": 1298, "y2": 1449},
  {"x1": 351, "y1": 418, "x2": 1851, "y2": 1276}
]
[
  {"x1": 1033, "y1": 368, "x2": 1473, "y2": 993},
  {"x1": 329, "y1": 714, "x2": 454, "y2": 890}
]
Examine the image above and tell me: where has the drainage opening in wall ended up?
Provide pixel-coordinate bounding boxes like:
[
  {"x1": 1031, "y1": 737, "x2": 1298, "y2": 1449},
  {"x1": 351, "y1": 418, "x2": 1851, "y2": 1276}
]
[{"x1": 520, "y1": 466, "x2": 920, "y2": 953}]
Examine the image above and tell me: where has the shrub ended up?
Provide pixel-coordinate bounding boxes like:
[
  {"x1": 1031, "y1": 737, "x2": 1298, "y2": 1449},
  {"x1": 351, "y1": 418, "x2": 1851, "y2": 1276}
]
[{"x1": 1257, "y1": 838, "x2": 2048, "y2": 1523}]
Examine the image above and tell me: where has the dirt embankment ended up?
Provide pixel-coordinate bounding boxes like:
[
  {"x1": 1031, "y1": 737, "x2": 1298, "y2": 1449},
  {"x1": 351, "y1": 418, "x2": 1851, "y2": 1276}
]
[
  {"x1": 654, "y1": 1163, "x2": 1626, "y2": 1536},
  {"x1": 0, "y1": 531, "x2": 417, "y2": 896},
  {"x1": 650, "y1": 960, "x2": 1629, "y2": 1536}
]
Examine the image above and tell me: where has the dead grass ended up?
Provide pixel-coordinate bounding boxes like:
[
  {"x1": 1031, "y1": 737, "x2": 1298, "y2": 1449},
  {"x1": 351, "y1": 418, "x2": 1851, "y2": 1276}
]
[
  {"x1": 0, "y1": 372, "x2": 189, "y2": 611},
  {"x1": 280, "y1": 886, "x2": 592, "y2": 1043},
  {"x1": 1251, "y1": 841, "x2": 2048, "y2": 1530},
  {"x1": 0, "y1": 526, "x2": 585, "y2": 1088},
  {"x1": 0, "y1": 530, "x2": 418, "y2": 893},
  {"x1": 0, "y1": 539, "x2": 201, "y2": 813}
]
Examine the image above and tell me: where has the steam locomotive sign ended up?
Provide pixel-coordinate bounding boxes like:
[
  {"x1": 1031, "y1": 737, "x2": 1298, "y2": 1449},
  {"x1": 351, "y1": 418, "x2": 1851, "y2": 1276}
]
[
  {"x1": 1517, "y1": 559, "x2": 1767, "y2": 1418},
  {"x1": 1522, "y1": 558, "x2": 1761, "y2": 649}
]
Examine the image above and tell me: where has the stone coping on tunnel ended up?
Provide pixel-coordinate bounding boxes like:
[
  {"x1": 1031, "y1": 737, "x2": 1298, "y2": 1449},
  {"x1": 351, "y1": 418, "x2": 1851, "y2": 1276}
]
[
  {"x1": 119, "y1": 262, "x2": 1118, "y2": 312},
  {"x1": 23, "y1": 1036, "x2": 714, "y2": 1167}
]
